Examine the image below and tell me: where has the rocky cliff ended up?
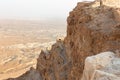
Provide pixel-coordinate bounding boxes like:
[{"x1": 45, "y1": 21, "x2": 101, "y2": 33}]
[
  {"x1": 65, "y1": 0, "x2": 120, "y2": 79},
  {"x1": 82, "y1": 51, "x2": 120, "y2": 80},
  {"x1": 7, "y1": 0, "x2": 120, "y2": 80}
]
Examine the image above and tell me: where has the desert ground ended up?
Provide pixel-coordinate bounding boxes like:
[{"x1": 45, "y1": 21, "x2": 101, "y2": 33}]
[{"x1": 0, "y1": 19, "x2": 66, "y2": 80}]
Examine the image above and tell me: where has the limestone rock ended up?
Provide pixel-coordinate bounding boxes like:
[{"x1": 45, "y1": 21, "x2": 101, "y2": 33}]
[
  {"x1": 96, "y1": 0, "x2": 120, "y2": 7},
  {"x1": 92, "y1": 70, "x2": 120, "y2": 80},
  {"x1": 81, "y1": 52, "x2": 120, "y2": 80}
]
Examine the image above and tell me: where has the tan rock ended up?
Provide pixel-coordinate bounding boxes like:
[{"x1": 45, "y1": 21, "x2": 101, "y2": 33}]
[
  {"x1": 65, "y1": 0, "x2": 120, "y2": 79},
  {"x1": 100, "y1": 0, "x2": 120, "y2": 7},
  {"x1": 81, "y1": 52, "x2": 120, "y2": 80},
  {"x1": 92, "y1": 70, "x2": 120, "y2": 80},
  {"x1": 7, "y1": 0, "x2": 120, "y2": 80}
]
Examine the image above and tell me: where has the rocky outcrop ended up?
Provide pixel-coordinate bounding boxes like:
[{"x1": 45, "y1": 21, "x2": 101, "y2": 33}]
[
  {"x1": 36, "y1": 0, "x2": 120, "y2": 79},
  {"x1": 64, "y1": 0, "x2": 120, "y2": 79},
  {"x1": 7, "y1": 67, "x2": 42, "y2": 80},
  {"x1": 7, "y1": 0, "x2": 120, "y2": 80},
  {"x1": 36, "y1": 40, "x2": 69, "y2": 80},
  {"x1": 81, "y1": 51, "x2": 120, "y2": 80}
]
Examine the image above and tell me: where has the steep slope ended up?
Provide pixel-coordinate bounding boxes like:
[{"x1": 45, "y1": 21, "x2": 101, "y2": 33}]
[
  {"x1": 64, "y1": 0, "x2": 120, "y2": 79},
  {"x1": 37, "y1": 0, "x2": 120, "y2": 79},
  {"x1": 8, "y1": 0, "x2": 120, "y2": 80}
]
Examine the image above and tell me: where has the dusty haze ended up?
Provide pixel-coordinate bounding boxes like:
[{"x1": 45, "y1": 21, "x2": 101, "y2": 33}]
[
  {"x1": 0, "y1": 0, "x2": 94, "y2": 79},
  {"x1": 0, "y1": 0, "x2": 93, "y2": 20},
  {"x1": 0, "y1": 19, "x2": 66, "y2": 79}
]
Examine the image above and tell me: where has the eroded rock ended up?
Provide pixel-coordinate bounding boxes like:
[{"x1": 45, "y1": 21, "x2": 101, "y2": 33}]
[
  {"x1": 65, "y1": 0, "x2": 120, "y2": 79},
  {"x1": 36, "y1": 40, "x2": 69, "y2": 80},
  {"x1": 81, "y1": 52, "x2": 120, "y2": 80},
  {"x1": 7, "y1": 0, "x2": 120, "y2": 80}
]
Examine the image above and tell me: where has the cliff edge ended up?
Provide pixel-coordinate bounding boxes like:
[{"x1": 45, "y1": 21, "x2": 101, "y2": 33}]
[
  {"x1": 7, "y1": 0, "x2": 120, "y2": 80},
  {"x1": 65, "y1": 0, "x2": 120, "y2": 79}
]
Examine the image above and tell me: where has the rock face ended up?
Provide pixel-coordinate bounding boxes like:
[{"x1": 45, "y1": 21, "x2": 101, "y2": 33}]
[
  {"x1": 7, "y1": 0, "x2": 120, "y2": 80},
  {"x1": 65, "y1": 0, "x2": 120, "y2": 79},
  {"x1": 36, "y1": 0, "x2": 120, "y2": 79},
  {"x1": 36, "y1": 40, "x2": 69, "y2": 80},
  {"x1": 81, "y1": 51, "x2": 120, "y2": 80}
]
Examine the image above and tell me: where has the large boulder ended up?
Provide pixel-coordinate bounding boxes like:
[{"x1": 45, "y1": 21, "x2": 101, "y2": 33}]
[{"x1": 81, "y1": 52, "x2": 120, "y2": 80}]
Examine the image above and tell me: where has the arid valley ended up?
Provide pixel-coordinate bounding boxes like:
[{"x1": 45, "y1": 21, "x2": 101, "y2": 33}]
[
  {"x1": 0, "y1": 19, "x2": 66, "y2": 80},
  {"x1": 0, "y1": 0, "x2": 120, "y2": 80}
]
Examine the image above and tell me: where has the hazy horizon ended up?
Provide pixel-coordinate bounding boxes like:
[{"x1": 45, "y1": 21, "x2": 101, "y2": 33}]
[{"x1": 0, "y1": 0, "x2": 94, "y2": 20}]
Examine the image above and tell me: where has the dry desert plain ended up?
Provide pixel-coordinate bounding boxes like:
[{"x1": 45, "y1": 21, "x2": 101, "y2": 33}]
[{"x1": 0, "y1": 19, "x2": 66, "y2": 80}]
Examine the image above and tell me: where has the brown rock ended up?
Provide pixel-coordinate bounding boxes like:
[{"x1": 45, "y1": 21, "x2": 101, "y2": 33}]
[
  {"x1": 65, "y1": 0, "x2": 120, "y2": 79},
  {"x1": 7, "y1": 0, "x2": 120, "y2": 80},
  {"x1": 36, "y1": 41, "x2": 69, "y2": 80}
]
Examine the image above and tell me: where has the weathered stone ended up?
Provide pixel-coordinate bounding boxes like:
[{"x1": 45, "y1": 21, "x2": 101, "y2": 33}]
[
  {"x1": 7, "y1": 0, "x2": 120, "y2": 80},
  {"x1": 36, "y1": 41, "x2": 68, "y2": 80},
  {"x1": 99, "y1": 0, "x2": 120, "y2": 7},
  {"x1": 65, "y1": 0, "x2": 120, "y2": 79},
  {"x1": 81, "y1": 52, "x2": 120, "y2": 80}
]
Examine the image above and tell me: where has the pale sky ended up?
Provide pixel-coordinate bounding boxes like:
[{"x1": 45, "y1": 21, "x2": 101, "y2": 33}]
[{"x1": 0, "y1": 0, "x2": 94, "y2": 20}]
